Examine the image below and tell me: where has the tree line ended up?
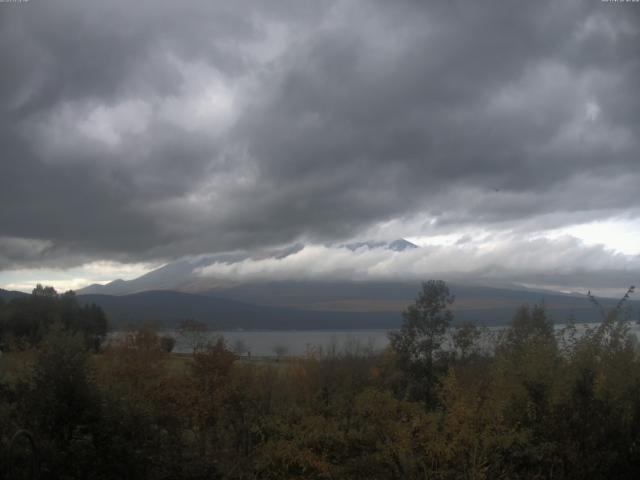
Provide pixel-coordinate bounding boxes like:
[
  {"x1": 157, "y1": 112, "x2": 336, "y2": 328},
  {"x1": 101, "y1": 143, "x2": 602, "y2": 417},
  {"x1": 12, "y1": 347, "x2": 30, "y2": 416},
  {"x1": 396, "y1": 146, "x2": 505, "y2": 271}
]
[{"x1": 0, "y1": 285, "x2": 108, "y2": 350}]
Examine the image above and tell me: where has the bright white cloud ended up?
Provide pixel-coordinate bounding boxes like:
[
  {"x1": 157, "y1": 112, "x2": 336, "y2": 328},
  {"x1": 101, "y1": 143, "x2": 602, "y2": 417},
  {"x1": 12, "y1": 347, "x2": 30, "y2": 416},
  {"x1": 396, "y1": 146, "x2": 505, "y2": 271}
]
[
  {"x1": 195, "y1": 235, "x2": 640, "y2": 294},
  {"x1": 546, "y1": 218, "x2": 640, "y2": 256},
  {"x1": 0, "y1": 260, "x2": 157, "y2": 293}
]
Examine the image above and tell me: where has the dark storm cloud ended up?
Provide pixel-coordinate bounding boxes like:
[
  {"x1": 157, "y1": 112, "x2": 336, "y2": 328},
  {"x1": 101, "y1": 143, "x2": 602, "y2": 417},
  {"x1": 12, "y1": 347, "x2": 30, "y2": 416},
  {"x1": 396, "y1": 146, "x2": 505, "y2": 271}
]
[
  {"x1": 1, "y1": 0, "x2": 639, "y2": 269},
  {"x1": 213, "y1": 1, "x2": 640, "y2": 257}
]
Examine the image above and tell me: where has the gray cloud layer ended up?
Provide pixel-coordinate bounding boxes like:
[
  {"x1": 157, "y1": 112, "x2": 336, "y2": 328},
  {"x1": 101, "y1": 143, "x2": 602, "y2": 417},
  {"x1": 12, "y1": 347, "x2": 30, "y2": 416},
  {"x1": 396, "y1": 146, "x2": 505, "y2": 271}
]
[{"x1": 1, "y1": 0, "x2": 639, "y2": 278}]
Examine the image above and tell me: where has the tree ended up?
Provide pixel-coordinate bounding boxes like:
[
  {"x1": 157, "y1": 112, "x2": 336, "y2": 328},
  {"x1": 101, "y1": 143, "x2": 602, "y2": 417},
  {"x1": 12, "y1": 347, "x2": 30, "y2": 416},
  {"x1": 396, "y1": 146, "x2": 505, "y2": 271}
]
[
  {"x1": 272, "y1": 344, "x2": 288, "y2": 360},
  {"x1": 501, "y1": 303, "x2": 554, "y2": 353},
  {"x1": 18, "y1": 324, "x2": 101, "y2": 477},
  {"x1": 452, "y1": 321, "x2": 482, "y2": 360},
  {"x1": 232, "y1": 338, "x2": 248, "y2": 356},
  {"x1": 0, "y1": 286, "x2": 108, "y2": 348},
  {"x1": 178, "y1": 318, "x2": 209, "y2": 354},
  {"x1": 160, "y1": 335, "x2": 176, "y2": 353},
  {"x1": 32, "y1": 284, "x2": 58, "y2": 298},
  {"x1": 389, "y1": 280, "x2": 454, "y2": 406}
]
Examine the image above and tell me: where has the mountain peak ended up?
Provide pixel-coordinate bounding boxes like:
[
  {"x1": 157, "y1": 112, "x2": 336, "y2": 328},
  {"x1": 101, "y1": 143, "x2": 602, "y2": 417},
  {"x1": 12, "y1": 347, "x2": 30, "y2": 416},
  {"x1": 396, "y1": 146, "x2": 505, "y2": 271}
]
[
  {"x1": 342, "y1": 238, "x2": 418, "y2": 252},
  {"x1": 388, "y1": 238, "x2": 418, "y2": 251}
]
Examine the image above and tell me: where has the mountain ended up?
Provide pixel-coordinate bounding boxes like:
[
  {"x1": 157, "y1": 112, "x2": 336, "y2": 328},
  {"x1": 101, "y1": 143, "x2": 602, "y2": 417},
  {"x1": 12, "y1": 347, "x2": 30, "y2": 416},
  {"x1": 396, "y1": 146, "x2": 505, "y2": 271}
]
[
  {"x1": 4, "y1": 283, "x2": 634, "y2": 330},
  {"x1": 76, "y1": 290, "x2": 400, "y2": 330},
  {"x1": 77, "y1": 239, "x2": 418, "y2": 296},
  {"x1": 73, "y1": 284, "x2": 639, "y2": 330},
  {"x1": 343, "y1": 238, "x2": 418, "y2": 252},
  {"x1": 0, "y1": 289, "x2": 29, "y2": 301},
  {"x1": 73, "y1": 238, "x2": 638, "y2": 328},
  {"x1": 388, "y1": 238, "x2": 418, "y2": 251},
  {"x1": 207, "y1": 280, "x2": 633, "y2": 324}
]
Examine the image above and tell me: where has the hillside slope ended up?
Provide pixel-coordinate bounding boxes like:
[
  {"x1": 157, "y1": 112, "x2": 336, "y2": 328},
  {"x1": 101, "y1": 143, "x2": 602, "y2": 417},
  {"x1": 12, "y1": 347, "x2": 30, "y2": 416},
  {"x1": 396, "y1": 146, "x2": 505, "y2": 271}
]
[{"x1": 74, "y1": 286, "x2": 635, "y2": 330}]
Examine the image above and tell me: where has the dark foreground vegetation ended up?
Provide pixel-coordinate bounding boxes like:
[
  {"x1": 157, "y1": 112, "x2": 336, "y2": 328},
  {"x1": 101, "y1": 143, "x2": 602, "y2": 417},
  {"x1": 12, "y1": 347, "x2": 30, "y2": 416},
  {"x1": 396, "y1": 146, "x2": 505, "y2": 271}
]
[{"x1": 1, "y1": 282, "x2": 640, "y2": 479}]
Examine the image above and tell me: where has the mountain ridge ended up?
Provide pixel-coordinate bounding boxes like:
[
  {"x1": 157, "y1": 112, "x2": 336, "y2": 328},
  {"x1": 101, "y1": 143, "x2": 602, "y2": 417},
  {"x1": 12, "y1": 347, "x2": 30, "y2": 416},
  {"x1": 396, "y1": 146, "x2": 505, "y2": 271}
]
[
  {"x1": 77, "y1": 239, "x2": 419, "y2": 296},
  {"x1": 72, "y1": 284, "x2": 636, "y2": 330},
  {"x1": 0, "y1": 288, "x2": 30, "y2": 301}
]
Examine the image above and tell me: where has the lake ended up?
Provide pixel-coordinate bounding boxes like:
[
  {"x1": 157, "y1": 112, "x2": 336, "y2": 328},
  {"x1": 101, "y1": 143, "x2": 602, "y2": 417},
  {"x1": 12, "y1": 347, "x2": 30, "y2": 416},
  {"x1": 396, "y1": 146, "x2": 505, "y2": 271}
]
[
  {"x1": 166, "y1": 329, "x2": 390, "y2": 356},
  {"x1": 142, "y1": 321, "x2": 640, "y2": 357}
]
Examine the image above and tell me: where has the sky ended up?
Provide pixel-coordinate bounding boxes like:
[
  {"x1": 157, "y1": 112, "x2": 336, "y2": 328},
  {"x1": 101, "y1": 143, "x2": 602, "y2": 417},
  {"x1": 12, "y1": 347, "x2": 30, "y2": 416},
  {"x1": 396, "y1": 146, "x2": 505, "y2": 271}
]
[{"x1": 1, "y1": 0, "x2": 639, "y2": 295}]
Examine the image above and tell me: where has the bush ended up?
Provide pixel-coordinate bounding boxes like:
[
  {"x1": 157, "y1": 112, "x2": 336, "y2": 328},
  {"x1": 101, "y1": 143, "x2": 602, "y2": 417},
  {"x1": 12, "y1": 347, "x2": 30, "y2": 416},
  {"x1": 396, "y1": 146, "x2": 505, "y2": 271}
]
[{"x1": 160, "y1": 335, "x2": 177, "y2": 353}]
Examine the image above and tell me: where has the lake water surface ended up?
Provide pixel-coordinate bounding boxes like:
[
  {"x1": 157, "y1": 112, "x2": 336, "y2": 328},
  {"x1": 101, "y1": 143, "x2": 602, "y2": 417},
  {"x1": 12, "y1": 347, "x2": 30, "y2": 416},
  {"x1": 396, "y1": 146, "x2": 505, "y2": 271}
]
[
  {"x1": 149, "y1": 322, "x2": 640, "y2": 357},
  {"x1": 168, "y1": 329, "x2": 389, "y2": 356}
]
